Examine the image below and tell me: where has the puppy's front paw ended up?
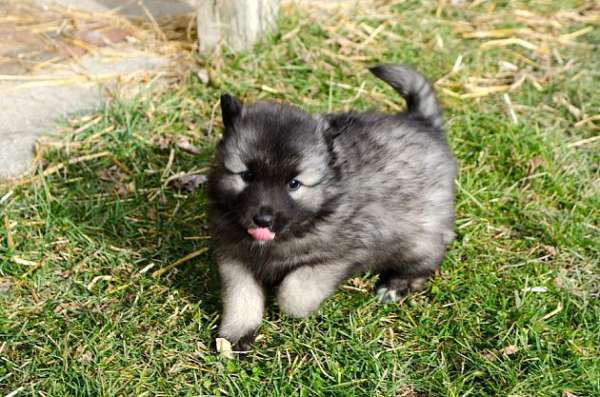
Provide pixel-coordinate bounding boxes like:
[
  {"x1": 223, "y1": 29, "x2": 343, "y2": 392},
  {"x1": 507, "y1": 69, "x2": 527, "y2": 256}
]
[
  {"x1": 217, "y1": 327, "x2": 257, "y2": 356},
  {"x1": 277, "y1": 267, "x2": 338, "y2": 318},
  {"x1": 233, "y1": 331, "x2": 256, "y2": 353},
  {"x1": 277, "y1": 288, "x2": 321, "y2": 318}
]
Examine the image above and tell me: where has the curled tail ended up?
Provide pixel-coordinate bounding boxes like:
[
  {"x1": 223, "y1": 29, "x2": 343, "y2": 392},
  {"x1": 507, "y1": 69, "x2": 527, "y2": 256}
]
[{"x1": 369, "y1": 64, "x2": 443, "y2": 129}]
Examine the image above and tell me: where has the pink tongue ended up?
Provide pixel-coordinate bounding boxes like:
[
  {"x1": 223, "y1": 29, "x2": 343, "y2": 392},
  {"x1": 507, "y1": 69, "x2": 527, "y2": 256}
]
[{"x1": 247, "y1": 227, "x2": 275, "y2": 241}]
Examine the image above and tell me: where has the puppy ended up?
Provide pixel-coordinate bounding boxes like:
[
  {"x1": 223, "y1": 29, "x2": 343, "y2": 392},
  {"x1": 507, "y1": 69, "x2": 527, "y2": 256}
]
[{"x1": 207, "y1": 64, "x2": 456, "y2": 350}]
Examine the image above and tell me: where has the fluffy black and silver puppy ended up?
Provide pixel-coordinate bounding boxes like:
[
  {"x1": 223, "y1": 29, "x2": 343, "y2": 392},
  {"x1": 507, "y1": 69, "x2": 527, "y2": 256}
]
[{"x1": 207, "y1": 64, "x2": 456, "y2": 350}]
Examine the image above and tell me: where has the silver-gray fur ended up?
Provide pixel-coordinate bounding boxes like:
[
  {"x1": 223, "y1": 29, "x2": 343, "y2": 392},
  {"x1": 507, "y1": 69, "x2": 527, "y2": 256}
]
[
  {"x1": 369, "y1": 64, "x2": 443, "y2": 129},
  {"x1": 207, "y1": 64, "x2": 456, "y2": 350}
]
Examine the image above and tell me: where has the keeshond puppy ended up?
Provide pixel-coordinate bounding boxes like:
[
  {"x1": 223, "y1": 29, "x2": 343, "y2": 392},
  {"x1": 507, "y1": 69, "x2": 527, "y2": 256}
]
[{"x1": 207, "y1": 64, "x2": 456, "y2": 351}]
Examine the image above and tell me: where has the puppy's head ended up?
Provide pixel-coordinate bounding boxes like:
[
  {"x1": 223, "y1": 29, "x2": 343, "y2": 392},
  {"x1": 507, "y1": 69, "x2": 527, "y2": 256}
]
[{"x1": 208, "y1": 94, "x2": 333, "y2": 244}]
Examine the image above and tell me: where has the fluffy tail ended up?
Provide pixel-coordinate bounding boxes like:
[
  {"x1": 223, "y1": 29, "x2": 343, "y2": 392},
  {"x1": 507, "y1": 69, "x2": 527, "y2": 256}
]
[{"x1": 369, "y1": 64, "x2": 443, "y2": 129}]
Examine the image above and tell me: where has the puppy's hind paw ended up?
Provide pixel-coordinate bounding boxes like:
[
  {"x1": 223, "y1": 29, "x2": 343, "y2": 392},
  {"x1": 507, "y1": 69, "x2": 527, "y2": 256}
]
[
  {"x1": 375, "y1": 276, "x2": 427, "y2": 303},
  {"x1": 376, "y1": 286, "x2": 401, "y2": 303}
]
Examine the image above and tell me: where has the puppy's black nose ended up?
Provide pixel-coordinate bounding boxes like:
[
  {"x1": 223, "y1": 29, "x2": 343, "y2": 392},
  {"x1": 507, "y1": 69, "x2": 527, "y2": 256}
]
[{"x1": 253, "y1": 213, "x2": 273, "y2": 228}]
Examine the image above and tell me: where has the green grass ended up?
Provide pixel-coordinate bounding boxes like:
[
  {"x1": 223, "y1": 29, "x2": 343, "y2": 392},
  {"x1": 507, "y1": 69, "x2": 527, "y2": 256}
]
[{"x1": 1, "y1": 1, "x2": 599, "y2": 396}]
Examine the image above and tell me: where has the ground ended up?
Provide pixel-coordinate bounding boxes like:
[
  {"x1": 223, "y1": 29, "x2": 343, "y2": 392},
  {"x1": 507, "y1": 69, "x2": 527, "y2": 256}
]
[
  {"x1": 1, "y1": 1, "x2": 599, "y2": 396},
  {"x1": 0, "y1": 0, "x2": 194, "y2": 179}
]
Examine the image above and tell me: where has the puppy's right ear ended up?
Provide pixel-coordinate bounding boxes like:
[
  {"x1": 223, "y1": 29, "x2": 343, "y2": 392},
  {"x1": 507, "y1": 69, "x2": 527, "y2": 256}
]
[{"x1": 220, "y1": 94, "x2": 242, "y2": 130}]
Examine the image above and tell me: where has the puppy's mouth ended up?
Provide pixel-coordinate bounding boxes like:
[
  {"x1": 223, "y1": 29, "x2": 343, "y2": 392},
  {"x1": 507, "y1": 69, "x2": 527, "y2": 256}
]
[{"x1": 247, "y1": 227, "x2": 275, "y2": 241}]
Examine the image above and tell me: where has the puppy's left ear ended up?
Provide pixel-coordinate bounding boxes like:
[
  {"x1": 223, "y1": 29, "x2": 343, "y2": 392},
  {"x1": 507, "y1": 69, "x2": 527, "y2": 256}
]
[{"x1": 220, "y1": 94, "x2": 242, "y2": 130}]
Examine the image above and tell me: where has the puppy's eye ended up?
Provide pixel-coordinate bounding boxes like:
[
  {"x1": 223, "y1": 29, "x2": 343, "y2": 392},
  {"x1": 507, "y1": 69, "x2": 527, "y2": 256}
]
[
  {"x1": 240, "y1": 170, "x2": 254, "y2": 182},
  {"x1": 287, "y1": 179, "x2": 302, "y2": 191}
]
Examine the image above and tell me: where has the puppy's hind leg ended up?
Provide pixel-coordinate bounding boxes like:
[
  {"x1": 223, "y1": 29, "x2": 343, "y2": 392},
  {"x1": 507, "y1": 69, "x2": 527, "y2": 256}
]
[{"x1": 376, "y1": 235, "x2": 446, "y2": 303}]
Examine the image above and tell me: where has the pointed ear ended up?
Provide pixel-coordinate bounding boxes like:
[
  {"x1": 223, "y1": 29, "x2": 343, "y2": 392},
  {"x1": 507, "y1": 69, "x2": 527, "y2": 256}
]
[{"x1": 220, "y1": 94, "x2": 242, "y2": 129}]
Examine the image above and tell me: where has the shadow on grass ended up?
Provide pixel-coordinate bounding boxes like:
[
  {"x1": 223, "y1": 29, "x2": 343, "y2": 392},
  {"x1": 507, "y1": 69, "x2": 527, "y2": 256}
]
[{"x1": 40, "y1": 135, "x2": 222, "y2": 315}]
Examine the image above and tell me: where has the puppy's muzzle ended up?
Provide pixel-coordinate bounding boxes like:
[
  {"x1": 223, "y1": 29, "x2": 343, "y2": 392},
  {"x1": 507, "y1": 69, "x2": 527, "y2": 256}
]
[{"x1": 253, "y1": 209, "x2": 274, "y2": 228}]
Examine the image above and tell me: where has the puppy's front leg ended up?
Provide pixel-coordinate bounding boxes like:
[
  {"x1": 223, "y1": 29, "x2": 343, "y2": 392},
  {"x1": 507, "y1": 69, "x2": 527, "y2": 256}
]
[
  {"x1": 218, "y1": 259, "x2": 265, "y2": 350},
  {"x1": 277, "y1": 263, "x2": 348, "y2": 318}
]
